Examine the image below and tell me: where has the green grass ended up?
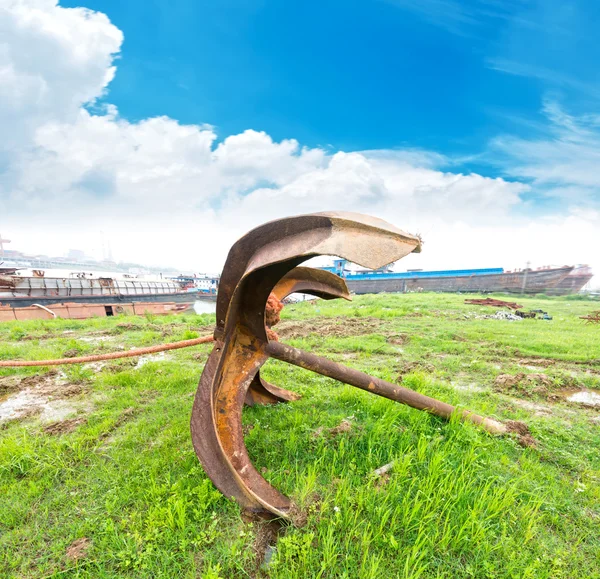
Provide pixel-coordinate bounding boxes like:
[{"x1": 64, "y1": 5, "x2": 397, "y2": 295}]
[{"x1": 1, "y1": 293, "x2": 599, "y2": 578}]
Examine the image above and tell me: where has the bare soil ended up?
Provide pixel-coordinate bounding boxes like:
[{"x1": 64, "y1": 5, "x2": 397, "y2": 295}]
[
  {"x1": 277, "y1": 317, "x2": 386, "y2": 339},
  {"x1": 65, "y1": 537, "x2": 92, "y2": 561},
  {"x1": 44, "y1": 417, "x2": 86, "y2": 435},
  {"x1": 494, "y1": 373, "x2": 552, "y2": 396}
]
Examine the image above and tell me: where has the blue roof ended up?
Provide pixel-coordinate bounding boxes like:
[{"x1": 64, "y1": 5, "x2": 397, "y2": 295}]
[{"x1": 321, "y1": 267, "x2": 504, "y2": 281}]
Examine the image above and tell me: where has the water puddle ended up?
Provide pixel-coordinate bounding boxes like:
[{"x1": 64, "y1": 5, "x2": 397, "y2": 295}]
[
  {"x1": 0, "y1": 389, "x2": 78, "y2": 423},
  {"x1": 565, "y1": 390, "x2": 600, "y2": 407},
  {"x1": 136, "y1": 351, "x2": 170, "y2": 368},
  {"x1": 193, "y1": 300, "x2": 216, "y2": 315},
  {"x1": 0, "y1": 371, "x2": 84, "y2": 424},
  {"x1": 79, "y1": 335, "x2": 115, "y2": 344}
]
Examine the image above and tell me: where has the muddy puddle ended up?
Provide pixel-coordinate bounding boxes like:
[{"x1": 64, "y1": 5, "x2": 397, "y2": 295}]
[
  {"x1": 561, "y1": 390, "x2": 600, "y2": 408},
  {"x1": 136, "y1": 351, "x2": 170, "y2": 368},
  {"x1": 0, "y1": 372, "x2": 86, "y2": 424}
]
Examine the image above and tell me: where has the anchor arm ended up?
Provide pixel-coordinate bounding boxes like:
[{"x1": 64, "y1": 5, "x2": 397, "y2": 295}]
[{"x1": 266, "y1": 341, "x2": 507, "y2": 435}]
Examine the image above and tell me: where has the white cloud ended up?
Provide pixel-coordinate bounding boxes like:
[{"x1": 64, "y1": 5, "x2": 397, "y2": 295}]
[
  {"x1": 490, "y1": 100, "x2": 600, "y2": 203},
  {"x1": 0, "y1": 0, "x2": 122, "y2": 145},
  {"x1": 0, "y1": 0, "x2": 598, "y2": 289}
]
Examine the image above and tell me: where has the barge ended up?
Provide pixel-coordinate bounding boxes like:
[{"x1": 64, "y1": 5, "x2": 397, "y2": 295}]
[
  {"x1": 0, "y1": 268, "x2": 216, "y2": 321},
  {"x1": 321, "y1": 261, "x2": 593, "y2": 295}
]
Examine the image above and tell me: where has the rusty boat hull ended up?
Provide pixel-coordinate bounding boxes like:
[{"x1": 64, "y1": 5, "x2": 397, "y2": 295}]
[
  {"x1": 0, "y1": 300, "x2": 196, "y2": 322},
  {"x1": 550, "y1": 266, "x2": 594, "y2": 295},
  {"x1": 0, "y1": 271, "x2": 216, "y2": 320},
  {"x1": 343, "y1": 265, "x2": 582, "y2": 295}
]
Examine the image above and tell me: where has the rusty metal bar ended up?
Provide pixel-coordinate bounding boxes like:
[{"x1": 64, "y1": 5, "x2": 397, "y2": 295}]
[{"x1": 266, "y1": 340, "x2": 507, "y2": 435}]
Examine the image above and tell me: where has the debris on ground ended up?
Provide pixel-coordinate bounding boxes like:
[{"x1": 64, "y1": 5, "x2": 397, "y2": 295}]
[
  {"x1": 465, "y1": 298, "x2": 523, "y2": 310},
  {"x1": 580, "y1": 311, "x2": 600, "y2": 324},
  {"x1": 253, "y1": 519, "x2": 281, "y2": 571},
  {"x1": 487, "y1": 311, "x2": 523, "y2": 321},
  {"x1": 465, "y1": 299, "x2": 552, "y2": 320},
  {"x1": 530, "y1": 310, "x2": 552, "y2": 320},
  {"x1": 515, "y1": 310, "x2": 536, "y2": 319}
]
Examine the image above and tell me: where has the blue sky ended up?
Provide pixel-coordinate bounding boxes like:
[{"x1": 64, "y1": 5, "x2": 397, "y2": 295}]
[
  {"x1": 61, "y1": 0, "x2": 599, "y2": 170},
  {"x1": 1, "y1": 0, "x2": 599, "y2": 283}
]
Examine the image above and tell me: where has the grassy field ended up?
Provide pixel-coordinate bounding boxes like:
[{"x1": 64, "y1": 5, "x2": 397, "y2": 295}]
[{"x1": 1, "y1": 293, "x2": 599, "y2": 578}]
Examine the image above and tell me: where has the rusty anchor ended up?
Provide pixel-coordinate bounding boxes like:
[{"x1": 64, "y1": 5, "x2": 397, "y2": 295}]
[{"x1": 191, "y1": 212, "x2": 511, "y2": 521}]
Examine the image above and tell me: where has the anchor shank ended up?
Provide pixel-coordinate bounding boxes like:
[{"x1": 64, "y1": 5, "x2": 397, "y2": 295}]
[{"x1": 266, "y1": 341, "x2": 507, "y2": 435}]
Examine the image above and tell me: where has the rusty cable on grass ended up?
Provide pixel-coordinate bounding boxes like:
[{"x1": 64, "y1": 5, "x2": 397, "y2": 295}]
[{"x1": 0, "y1": 335, "x2": 215, "y2": 367}]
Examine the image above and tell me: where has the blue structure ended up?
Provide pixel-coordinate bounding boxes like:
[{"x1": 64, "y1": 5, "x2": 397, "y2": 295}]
[{"x1": 320, "y1": 263, "x2": 504, "y2": 281}]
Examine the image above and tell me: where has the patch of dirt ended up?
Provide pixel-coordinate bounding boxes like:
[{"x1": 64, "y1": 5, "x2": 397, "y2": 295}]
[
  {"x1": 111, "y1": 322, "x2": 138, "y2": 333},
  {"x1": 252, "y1": 520, "x2": 283, "y2": 573},
  {"x1": 328, "y1": 419, "x2": 353, "y2": 436},
  {"x1": 373, "y1": 472, "x2": 391, "y2": 491},
  {"x1": 66, "y1": 537, "x2": 91, "y2": 561},
  {"x1": 21, "y1": 372, "x2": 84, "y2": 398},
  {"x1": 62, "y1": 348, "x2": 82, "y2": 358},
  {"x1": 505, "y1": 420, "x2": 538, "y2": 448},
  {"x1": 513, "y1": 350, "x2": 600, "y2": 367},
  {"x1": 288, "y1": 503, "x2": 309, "y2": 528},
  {"x1": 371, "y1": 462, "x2": 394, "y2": 491},
  {"x1": 0, "y1": 376, "x2": 22, "y2": 396},
  {"x1": 12, "y1": 332, "x2": 55, "y2": 341},
  {"x1": 395, "y1": 361, "x2": 435, "y2": 380},
  {"x1": 44, "y1": 417, "x2": 86, "y2": 435},
  {"x1": 276, "y1": 317, "x2": 385, "y2": 339},
  {"x1": 517, "y1": 358, "x2": 556, "y2": 368},
  {"x1": 494, "y1": 373, "x2": 552, "y2": 396},
  {"x1": 313, "y1": 418, "x2": 357, "y2": 439},
  {"x1": 387, "y1": 333, "x2": 410, "y2": 346},
  {"x1": 103, "y1": 359, "x2": 137, "y2": 373}
]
